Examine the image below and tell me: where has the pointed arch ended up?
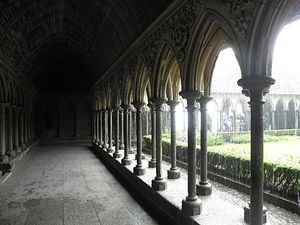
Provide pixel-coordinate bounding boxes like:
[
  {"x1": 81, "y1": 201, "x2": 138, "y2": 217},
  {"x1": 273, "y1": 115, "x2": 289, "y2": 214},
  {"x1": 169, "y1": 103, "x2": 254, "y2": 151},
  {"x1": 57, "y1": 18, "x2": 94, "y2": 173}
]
[{"x1": 185, "y1": 10, "x2": 242, "y2": 93}]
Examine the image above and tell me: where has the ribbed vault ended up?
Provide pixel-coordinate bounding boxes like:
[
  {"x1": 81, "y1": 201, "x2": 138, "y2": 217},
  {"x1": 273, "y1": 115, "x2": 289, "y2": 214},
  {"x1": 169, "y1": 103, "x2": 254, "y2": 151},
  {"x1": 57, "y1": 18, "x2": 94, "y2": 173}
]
[{"x1": 0, "y1": 0, "x2": 171, "y2": 91}]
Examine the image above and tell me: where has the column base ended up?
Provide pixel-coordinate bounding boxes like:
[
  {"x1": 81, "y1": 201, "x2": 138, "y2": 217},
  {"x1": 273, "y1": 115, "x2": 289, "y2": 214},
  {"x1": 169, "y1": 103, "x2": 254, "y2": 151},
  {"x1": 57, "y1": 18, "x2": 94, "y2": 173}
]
[
  {"x1": 244, "y1": 204, "x2": 267, "y2": 224},
  {"x1": 148, "y1": 160, "x2": 156, "y2": 168},
  {"x1": 113, "y1": 152, "x2": 122, "y2": 158},
  {"x1": 167, "y1": 168, "x2": 180, "y2": 179},
  {"x1": 133, "y1": 166, "x2": 145, "y2": 176},
  {"x1": 121, "y1": 158, "x2": 132, "y2": 165},
  {"x1": 196, "y1": 182, "x2": 212, "y2": 196},
  {"x1": 182, "y1": 197, "x2": 202, "y2": 216},
  {"x1": 107, "y1": 147, "x2": 114, "y2": 153},
  {"x1": 6, "y1": 150, "x2": 15, "y2": 157},
  {"x1": 0, "y1": 155, "x2": 8, "y2": 163},
  {"x1": 152, "y1": 178, "x2": 167, "y2": 191}
]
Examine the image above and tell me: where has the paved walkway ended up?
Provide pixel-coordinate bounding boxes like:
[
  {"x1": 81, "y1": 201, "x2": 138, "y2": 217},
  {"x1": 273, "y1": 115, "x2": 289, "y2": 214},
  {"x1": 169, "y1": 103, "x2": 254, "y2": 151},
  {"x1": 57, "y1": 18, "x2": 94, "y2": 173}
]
[{"x1": 0, "y1": 141, "x2": 159, "y2": 225}]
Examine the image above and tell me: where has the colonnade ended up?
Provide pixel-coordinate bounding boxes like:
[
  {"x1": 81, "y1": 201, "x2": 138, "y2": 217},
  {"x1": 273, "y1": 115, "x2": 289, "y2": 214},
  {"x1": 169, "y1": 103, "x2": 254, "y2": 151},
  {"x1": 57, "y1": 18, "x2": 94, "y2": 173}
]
[
  {"x1": 92, "y1": 93, "x2": 215, "y2": 216},
  {"x1": 0, "y1": 104, "x2": 36, "y2": 163}
]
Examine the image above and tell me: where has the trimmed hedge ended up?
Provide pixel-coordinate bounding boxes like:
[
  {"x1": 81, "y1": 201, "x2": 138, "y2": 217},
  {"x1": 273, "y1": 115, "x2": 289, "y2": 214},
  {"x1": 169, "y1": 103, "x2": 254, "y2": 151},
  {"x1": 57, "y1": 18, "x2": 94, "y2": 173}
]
[{"x1": 144, "y1": 135, "x2": 300, "y2": 203}]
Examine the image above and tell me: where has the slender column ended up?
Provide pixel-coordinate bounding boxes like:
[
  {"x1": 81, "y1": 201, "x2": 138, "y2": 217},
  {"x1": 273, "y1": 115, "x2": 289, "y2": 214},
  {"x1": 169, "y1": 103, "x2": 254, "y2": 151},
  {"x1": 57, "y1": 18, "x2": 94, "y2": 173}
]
[
  {"x1": 27, "y1": 109, "x2": 31, "y2": 142},
  {"x1": 238, "y1": 76, "x2": 274, "y2": 225},
  {"x1": 180, "y1": 91, "x2": 202, "y2": 216},
  {"x1": 107, "y1": 109, "x2": 114, "y2": 153},
  {"x1": 133, "y1": 102, "x2": 146, "y2": 176},
  {"x1": 92, "y1": 112, "x2": 96, "y2": 142},
  {"x1": 148, "y1": 103, "x2": 156, "y2": 168},
  {"x1": 7, "y1": 106, "x2": 15, "y2": 157},
  {"x1": 151, "y1": 98, "x2": 167, "y2": 190},
  {"x1": 119, "y1": 108, "x2": 125, "y2": 150},
  {"x1": 102, "y1": 109, "x2": 108, "y2": 150},
  {"x1": 98, "y1": 111, "x2": 103, "y2": 146},
  {"x1": 121, "y1": 105, "x2": 131, "y2": 164},
  {"x1": 95, "y1": 111, "x2": 100, "y2": 144},
  {"x1": 166, "y1": 100, "x2": 180, "y2": 179},
  {"x1": 28, "y1": 111, "x2": 32, "y2": 141},
  {"x1": 113, "y1": 107, "x2": 121, "y2": 158},
  {"x1": 19, "y1": 109, "x2": 25, "y2": 149},
  {"x1": 13, "y1": 107, "x2": 21, "y2": 152},
  {"x1": 196, "y1": 95, "x2": 213, "y2": 195},
  {"x1": 24, "y1": 110, "x2": 28, "y2": 144},
  {"x1": 0, "y1": 103, "x2": 9, "y2": 162},
  {"x1": 128, "y1": 107, "x2": 133, "y2": 154}
]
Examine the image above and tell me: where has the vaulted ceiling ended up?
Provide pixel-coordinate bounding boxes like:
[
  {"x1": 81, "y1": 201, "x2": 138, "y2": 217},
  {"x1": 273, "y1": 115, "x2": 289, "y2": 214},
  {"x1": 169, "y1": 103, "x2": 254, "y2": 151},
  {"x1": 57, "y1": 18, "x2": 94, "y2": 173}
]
[{"x1": 0, "y1": 0, "x2": 171, "y2": 92}]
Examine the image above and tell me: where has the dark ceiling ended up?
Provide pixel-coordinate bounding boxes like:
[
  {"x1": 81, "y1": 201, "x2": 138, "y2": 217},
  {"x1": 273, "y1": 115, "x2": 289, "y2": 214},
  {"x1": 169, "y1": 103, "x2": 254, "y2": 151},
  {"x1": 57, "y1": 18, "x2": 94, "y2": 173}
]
[{"x1": 0, "y1": 0, "x2": 171, "y2": 92}]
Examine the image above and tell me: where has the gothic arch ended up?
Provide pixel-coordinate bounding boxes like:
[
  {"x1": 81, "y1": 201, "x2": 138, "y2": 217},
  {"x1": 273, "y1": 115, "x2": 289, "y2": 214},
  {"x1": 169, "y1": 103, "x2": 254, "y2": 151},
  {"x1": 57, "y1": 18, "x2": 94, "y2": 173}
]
[
  {"x1": 185, "y1": 10, "x2": 242, "y2": 92},
  {"x1": 152, "y1": 42, "x2": 180, "y2": 99},
  {"x1": 133, "y1": 58, "x2": 151, "y2": 103}
]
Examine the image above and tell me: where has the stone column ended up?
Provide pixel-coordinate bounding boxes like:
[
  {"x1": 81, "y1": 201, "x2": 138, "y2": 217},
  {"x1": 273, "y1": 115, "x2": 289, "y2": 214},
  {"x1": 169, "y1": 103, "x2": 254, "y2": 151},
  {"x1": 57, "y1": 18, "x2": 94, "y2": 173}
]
[
  {"x1": 7, "y1": 106, "x2": 15, "y2": 156},
  {"x1": 128, "y1": 107, "x2": 133, "y2": 153},
  {"x1": 24, "y1": 110, "x2": 28, "y2": 144},
  {"x1": 113, "y1": 107, "x2": 121, "y2": 158},
  {"x1": 95, "y1": 111, "x2": 99, "y2": 144},
  {"x1": 102, "y1": 109, "x2": 108, "y2": 150},
  {"x1": 119, "y1": 108, "x2": 125, "y2": 150},
  {"x1": 180, "y1": 91, "x2": 202, "y2": 216},
  {"x1": 121, "y1": 105, "x2": 131, "y2": 164},
  {"x1": 0, "y1": 103, "x2": 9, "y2": 162},
  {"x1": 27, "y1": 109, "x2": 31, "y2": 142},
  {"x1": 98, "y1": 110, "x2": 103, "y2": 146},
  {"x1": 13, "y1": 107, "x2": 21, "y2": 152},
  {"x1": 238, "y1": 76, "x2": 274, "y2": 225},
  {"x1": 166, "y1": 100, "x2": 180, "y2": 179},
  {"x1": 133, "y1": 102, "x2": 145, "y2": 176},
  {"x1": 19, "y1": 109, "x2": 25, "y2": 149},
  {"x1": 92, "y1": 112, "x2": 96, "y2": 143},
  {"x1": 196, "y1": 96, "x2": 213, "y2": 195},
  {"x1": 151, "y1": 98, "x2": 167, "y2": 191},
  {"x1": 148, "y1": 103, "x2": 156, "y2": 168},
  {"x1": 28, "y1": 111, "x2": 32, "y2": 141},
  {"x1": 107, "y1": 109, "x2": 114, "y2": 153}
]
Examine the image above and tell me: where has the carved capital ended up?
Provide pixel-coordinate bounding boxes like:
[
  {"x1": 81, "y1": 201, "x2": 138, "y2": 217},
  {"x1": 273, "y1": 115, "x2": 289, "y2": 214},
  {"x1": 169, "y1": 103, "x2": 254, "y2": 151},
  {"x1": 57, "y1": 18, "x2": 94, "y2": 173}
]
[{"x1": 238, "y1": 76, "x2": 275, "y2": 102}]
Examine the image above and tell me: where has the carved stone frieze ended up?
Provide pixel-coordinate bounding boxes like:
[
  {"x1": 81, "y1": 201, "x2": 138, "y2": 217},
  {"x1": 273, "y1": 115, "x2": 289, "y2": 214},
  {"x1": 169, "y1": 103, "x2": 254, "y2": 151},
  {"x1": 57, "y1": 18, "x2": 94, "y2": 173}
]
[{"x1": 222, "y1": 0, "x2": 256, "y2": 38}]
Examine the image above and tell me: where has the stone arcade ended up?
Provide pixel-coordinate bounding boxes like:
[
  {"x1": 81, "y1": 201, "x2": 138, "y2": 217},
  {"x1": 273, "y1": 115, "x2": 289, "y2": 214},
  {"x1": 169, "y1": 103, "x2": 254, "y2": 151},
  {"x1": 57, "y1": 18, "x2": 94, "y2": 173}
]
[{"x1": 0, "y1": 1, "x2": 300, "y2": 225}]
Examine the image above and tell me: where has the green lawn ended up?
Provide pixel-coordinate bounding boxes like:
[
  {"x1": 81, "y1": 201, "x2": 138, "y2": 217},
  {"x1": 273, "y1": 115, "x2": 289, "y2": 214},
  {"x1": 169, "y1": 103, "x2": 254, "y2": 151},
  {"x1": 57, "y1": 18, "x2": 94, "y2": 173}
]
[{"x1": 207, "y1": 135, "x2": 300, "y2": 169}]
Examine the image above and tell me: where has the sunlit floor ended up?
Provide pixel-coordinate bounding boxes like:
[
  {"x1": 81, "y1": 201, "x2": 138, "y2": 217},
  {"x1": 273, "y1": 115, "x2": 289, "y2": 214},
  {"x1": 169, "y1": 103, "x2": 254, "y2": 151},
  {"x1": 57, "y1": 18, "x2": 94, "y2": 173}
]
[{"x1": 0, "y1": 141, "x2": 159, "y2": 225}]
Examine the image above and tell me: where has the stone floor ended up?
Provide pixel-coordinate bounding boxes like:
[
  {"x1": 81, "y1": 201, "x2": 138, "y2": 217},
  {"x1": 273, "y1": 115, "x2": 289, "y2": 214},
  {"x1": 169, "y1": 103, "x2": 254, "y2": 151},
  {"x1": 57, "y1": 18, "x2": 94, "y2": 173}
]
[{"x1": 0, "y1": 141, "x2": 160, "y2": 225}]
